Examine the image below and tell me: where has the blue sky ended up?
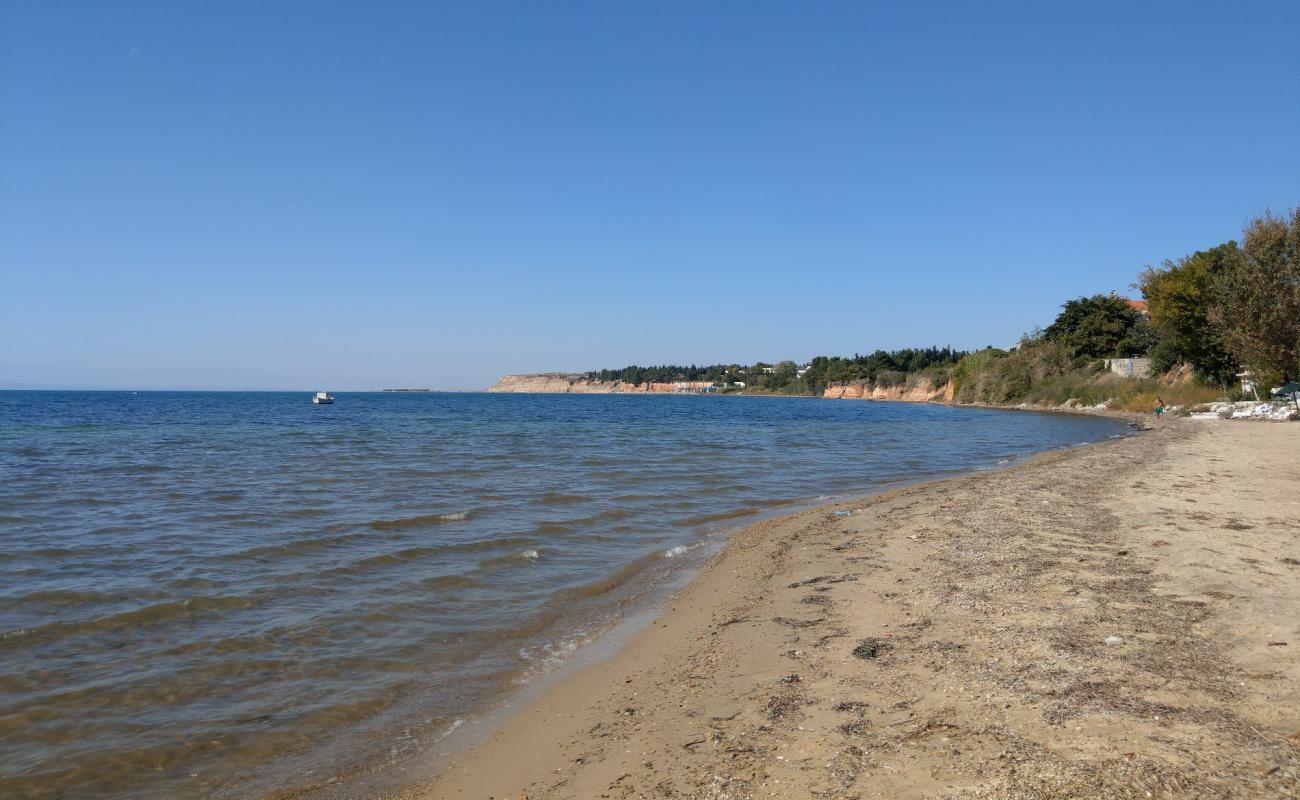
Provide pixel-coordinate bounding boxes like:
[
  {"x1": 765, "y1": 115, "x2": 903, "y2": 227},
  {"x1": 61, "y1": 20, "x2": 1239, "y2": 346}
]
[{"x1": 2, "y1": 1, "x2": 1297, "y2": 390}]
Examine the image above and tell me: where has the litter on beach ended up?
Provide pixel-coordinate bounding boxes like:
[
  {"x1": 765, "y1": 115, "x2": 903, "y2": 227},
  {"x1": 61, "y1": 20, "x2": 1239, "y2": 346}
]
[{"x1": 834, "y1": 510, "x2": 853, "y2": 517}]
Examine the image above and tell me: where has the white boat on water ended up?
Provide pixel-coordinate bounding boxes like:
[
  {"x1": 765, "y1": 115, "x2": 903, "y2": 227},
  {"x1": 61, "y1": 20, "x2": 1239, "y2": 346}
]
[{"x1": 313, "y1": 391, "x2": 335, "y2": 405}]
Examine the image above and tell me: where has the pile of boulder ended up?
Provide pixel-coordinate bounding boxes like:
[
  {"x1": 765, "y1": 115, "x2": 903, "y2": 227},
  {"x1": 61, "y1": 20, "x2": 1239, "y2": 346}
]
[
  {"x1": 1057, "y1": 399, "x2": 1110, "y2": 412},
  {"x1": 1188, "y1": 401, "x2": 1299, "y2": 421}
]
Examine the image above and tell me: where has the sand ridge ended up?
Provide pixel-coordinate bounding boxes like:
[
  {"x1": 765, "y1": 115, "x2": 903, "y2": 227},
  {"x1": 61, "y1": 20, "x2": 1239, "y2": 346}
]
[{"x1": 408, "y1": 420, "x2": 1300, "y2": 799}]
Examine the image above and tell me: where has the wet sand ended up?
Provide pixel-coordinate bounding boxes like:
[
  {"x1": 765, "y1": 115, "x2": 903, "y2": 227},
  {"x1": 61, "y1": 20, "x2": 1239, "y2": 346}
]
[{"x1": 401, "y1": 419, "x2": 1300, "y2": 798}]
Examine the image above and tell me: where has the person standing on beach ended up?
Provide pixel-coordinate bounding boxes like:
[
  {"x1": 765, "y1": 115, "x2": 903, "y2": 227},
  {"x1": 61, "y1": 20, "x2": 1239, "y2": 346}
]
[{"x1": 1154, "y1": 396, "x2": 1165, "y2": 427}]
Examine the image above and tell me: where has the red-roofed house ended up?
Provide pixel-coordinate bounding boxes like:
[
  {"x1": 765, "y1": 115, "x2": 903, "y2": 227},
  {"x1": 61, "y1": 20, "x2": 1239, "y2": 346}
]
[{"x1": 1125, "y1": 298, "x2": 1148, "y2": 314}]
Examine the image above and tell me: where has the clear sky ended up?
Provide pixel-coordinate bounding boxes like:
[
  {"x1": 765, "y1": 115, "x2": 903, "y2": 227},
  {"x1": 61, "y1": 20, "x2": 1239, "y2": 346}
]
[{"x1": 3, "y1": 1, "x2": 1297, "y2": 390}]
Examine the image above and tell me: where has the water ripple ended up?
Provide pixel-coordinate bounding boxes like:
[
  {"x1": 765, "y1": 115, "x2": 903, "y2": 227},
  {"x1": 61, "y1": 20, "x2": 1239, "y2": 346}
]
[{"x1": 0, "y1": 390, "x2": 1129, "y2": 798}]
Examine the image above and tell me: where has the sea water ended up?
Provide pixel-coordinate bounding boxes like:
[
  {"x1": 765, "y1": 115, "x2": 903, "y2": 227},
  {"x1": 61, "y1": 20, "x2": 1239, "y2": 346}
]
[{"x1": 0, "y1": 391, "x2": 1129, "y2": 797}]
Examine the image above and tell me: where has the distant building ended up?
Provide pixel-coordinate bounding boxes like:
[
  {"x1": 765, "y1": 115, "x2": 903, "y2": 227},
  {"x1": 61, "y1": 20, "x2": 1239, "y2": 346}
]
[
  {"x1": 1105, "y1": 357, "x2": 1152, "y2": 379},
  {"x1": 1124, "y1": 298, "x2": 1148, "y2": 315}
]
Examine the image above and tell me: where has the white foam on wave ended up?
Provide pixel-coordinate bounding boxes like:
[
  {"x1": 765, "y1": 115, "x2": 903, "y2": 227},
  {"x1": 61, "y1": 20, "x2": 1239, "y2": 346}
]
[
  {"x1": 439, "y1": 511, "x2": 470, "y2": 522},
  {"x1": 663, "y1": 545, "x2": 690, "y2": 558},
  {"x1": 435, "y1": 718, "x2": 463, "y2": 742},
  {"x1": 514, "y1": 624, "x2": 593, "y2": 683},
  {"x1": 518, "y1": 549, "x2": 540, "y2": 560}
]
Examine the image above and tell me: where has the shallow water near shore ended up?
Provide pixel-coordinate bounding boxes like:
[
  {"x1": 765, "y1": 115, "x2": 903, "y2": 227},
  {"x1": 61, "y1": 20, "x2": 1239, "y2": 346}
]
[{"x1": 0, "y1": 391, "x2": 1129, "y2": 797}]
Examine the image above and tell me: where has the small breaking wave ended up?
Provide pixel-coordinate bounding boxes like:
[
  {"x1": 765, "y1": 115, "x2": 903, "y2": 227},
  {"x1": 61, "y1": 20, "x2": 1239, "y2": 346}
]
[
  {"x1": 516, "y1": 632, "x2": 586, "y2": 678},
  {"x1": 335, "y1": 537, "x2": 538, "y2": 575},
  {"x1": 224, "y1": 533, "x2": 362, "y2": 562},
  {"x1": 477, "y1": 549, "x2": 542, "y2": 570},
  {"x1": 663, "y1": 542, "x2": 706, "y2": 558},
  {"x1": 532, "y1": 520, "x2": 576, "y2": 536},
  {"x1": 568, "y1": 507, "x2": 634, "y2": 526},
  {"x1": 435, "y1": 719, "x2": 464, "y2": 743},
  {"x1": 368, "y1": 510, "x2": 472, "y2": 530},
  {"x1": 683, "y1": 507, "x2": 760, "y2": 526},
  {"x1": 3, "y1": 593, "x2": 266, "y2": 644},
  {"x1": 10, "y1": 589, "x2": 136, "y2": 608},
  {"x1": 120, "y1": 464, "x2": 170, "y2": 474},
  {"x1": 418, "y1": 574, "x2": 481, "y2": 591},
  {"x1": 538, "y1": 492, "x2": 592, "y2": 506}
]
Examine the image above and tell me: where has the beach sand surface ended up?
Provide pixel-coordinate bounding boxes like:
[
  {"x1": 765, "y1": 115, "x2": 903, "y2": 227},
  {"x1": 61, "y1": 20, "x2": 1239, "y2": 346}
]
[{"x1": 403, "y1": 420, "x2": 1300, "y2": 799}]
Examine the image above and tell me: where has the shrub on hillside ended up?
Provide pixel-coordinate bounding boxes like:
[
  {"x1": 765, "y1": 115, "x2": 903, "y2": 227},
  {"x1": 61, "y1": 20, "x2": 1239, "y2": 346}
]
[
  {"x1": 873, "y1": 370, "x2": 907, "y2": 389},
  {"x1": 952, "y1": 338, "x2": 1077, "y2": 404}
]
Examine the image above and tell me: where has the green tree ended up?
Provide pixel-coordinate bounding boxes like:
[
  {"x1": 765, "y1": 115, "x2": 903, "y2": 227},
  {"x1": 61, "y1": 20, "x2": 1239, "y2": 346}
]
[
  {"x1": 772, "y1": 360, "x2": 799, "y2": 382},
  {"x1": 1043, "y1": 294, "x2": 1152, "y2": 358},
  {"x1": 1137, "y1": 242, "x2": 1238, "y2": 384},
  {"x1": 1210, "y1": 209, "x2": 1300, "y2": 384}
]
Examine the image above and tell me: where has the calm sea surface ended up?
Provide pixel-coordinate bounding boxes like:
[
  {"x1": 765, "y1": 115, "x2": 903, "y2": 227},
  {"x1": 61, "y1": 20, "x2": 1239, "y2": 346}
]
[{"x1": 0, "y1": 391, "x2": 1129, "y2": 797}]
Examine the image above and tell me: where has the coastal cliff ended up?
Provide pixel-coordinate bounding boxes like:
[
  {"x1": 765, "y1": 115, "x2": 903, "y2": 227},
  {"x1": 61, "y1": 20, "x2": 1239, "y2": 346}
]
[
  {"x1": 823, "y1": 378, "x2": 954, "y2": 403},
  {"x1": 491, "y1": 373, "x2": 958, "y2": 402},
  {"x1": 488, "y1": 374, "x2": 638, "y2": 393}
]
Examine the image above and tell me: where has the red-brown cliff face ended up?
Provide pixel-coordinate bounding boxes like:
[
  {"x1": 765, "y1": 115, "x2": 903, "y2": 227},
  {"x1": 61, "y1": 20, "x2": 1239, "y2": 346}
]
[{"x1": 822, "y1": 379, "x2": 953, "y2": 403}]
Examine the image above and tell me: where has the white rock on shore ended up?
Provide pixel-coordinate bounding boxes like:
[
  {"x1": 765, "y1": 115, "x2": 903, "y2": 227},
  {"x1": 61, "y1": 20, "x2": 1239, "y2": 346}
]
[{"x1": 1186, "y1": 401, "x2": 1298, "y2": 421}]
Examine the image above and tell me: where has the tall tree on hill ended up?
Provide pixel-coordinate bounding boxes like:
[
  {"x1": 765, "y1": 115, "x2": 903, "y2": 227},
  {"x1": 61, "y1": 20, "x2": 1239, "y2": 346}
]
[
  {"x1": 1210, "y1": 209, "x2": 1300, "y2": 384},
  {"x1": 1138, "y1": 242, "x2": 1238, "y2": 385},
  {"x1": 1042, "y1": 294, "x2": 1155, "y2": 359}
]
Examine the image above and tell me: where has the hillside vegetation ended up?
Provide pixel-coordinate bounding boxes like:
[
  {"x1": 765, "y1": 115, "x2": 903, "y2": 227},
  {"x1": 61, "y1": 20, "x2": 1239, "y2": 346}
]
[
  {"x1": 954, "y1": 207, "x2": 1298, "y2": 410},
  {"x1": 585, "y1": 347, "x2": 966, "y2": 396},
  {"x1": 583, "y1": 208, "x2": 1298, "y2": 410}
]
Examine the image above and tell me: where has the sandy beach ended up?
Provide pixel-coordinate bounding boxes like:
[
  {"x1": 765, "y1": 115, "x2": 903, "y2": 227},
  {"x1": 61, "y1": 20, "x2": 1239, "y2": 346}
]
[{"x1": 401, "y1": 418, "x2": 1300, "y2": 799}]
